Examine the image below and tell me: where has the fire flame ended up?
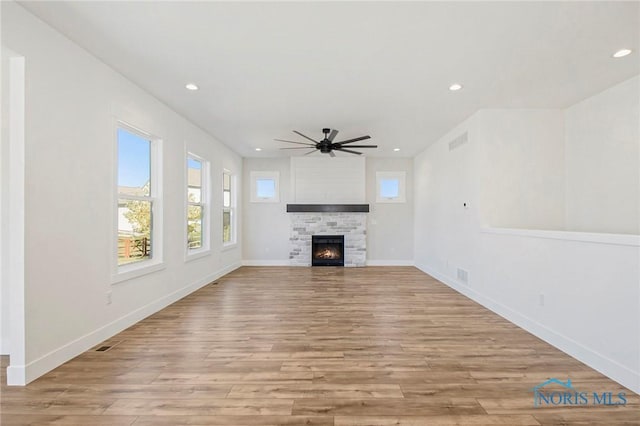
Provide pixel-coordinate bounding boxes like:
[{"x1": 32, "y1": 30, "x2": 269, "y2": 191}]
[{"x1": 315, "y1": 248, "x2": 340, "y2": 259}]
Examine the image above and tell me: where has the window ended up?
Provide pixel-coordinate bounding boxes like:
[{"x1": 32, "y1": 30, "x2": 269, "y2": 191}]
[
  {"x1": 187, "y1": 154, "x2": 210, "y2": 255},
  {"x1": 116, "y1": 125, "x2": 162, "y2": 272},
  {"x1": 376, "y1": 171, "x2": 406, "y2": 203},
  {"x1": 250, "y1": 171, "x2": 280, "y2": 202},
  {"x1": 222, "y1": 170, "x2": 235, "y2": 245}
]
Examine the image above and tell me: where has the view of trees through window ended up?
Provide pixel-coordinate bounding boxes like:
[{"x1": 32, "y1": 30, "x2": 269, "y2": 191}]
[
  {"x1": 187, "y1": 157, "x2": 203, "y2": 250},
  {"x1": 223, "y1": 171, "x2": 233, "y2": 243},
  {"x1": 117, "y1": 128, "x2": 153, "y2": 265}
]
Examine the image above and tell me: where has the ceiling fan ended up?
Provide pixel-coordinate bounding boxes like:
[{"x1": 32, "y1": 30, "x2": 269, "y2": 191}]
[{"x1": 276, "y1": 128, "x2": 377, "y2": 157}]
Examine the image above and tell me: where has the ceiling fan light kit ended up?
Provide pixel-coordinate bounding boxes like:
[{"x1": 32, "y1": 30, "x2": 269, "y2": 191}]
[{"x1": 277, "y1": 128, "x2": 377, "y2": 156}]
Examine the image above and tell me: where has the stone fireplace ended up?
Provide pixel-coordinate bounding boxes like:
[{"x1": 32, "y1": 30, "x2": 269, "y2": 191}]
[{"x1": 288, "y1": 205, "x2": 367, "y2": 267}]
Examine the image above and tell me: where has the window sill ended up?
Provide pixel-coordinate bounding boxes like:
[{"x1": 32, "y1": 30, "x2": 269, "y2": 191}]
[
  {"x1": 185, "y1": 248, "x2": 212, "y2": 263},
  {"x1": 250, "y1": 198, "x2": 280, "y2": 203},
  {"x1": 376, "y1": 198, "x2": 406, "y2": 203},
  {"x1": 221, "y1": 243, "x2": 238, "y2": 252},
  {"x1": 111, "y1": 261, "x2": 165, "y2": 284}
]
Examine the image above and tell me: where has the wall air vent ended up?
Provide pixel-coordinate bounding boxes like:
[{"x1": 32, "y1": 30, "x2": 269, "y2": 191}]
[
  {"x1": 448, "y1": 132, "x2": 468, "y2": 151},
  {"x1": 94, "y1": 340, "x2": 122, "y2": 352}
]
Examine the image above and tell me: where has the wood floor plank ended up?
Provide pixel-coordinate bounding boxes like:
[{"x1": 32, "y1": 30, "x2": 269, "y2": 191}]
[
  {"x1": 0, "y1": 415, "x2": 138, "y2": 425},
  {"x1": 334, "y1": 415, "x2": 541, "y2": 425},
  {"x1": 58, "y1": 383, "x2": 232, "y2": 399},
  {"x1": 2, "y1": 266, "x2": 638, "y2": 425},
  {"x1": 227, "y1": 384, "x2": 404, "y2": 399},
  {"x1": 131, "y1": 415, "x2": 334, "y2": 425},
  {"x1": 291, "y1": 397, "x2": 486, "y2": 416},
  {"x1": 102, "y1": 398, "x2": 294, "y2": 416}
]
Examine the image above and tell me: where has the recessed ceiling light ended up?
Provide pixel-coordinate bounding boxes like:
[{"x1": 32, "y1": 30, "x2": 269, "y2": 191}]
[
  {"x1": 393, "y1": 148, "x2": 400, "y2": 152},
  {"x1": 255, "y1": 148, "x2": 262, "y2": 151},
  {"x1": 613, "y1": 49, "x2": 632, "y2": 58},
  {"x1": 449, "y1": 83, "x2": 463, "y2": 91},
  {"x1": 185, "y1": 83, "x2": 199, "y2": 91}
]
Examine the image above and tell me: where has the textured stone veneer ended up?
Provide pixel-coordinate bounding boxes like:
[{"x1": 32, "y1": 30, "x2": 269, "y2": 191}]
[{"x1": 289, "y1": 213, "x2": 367, "y2": 267}]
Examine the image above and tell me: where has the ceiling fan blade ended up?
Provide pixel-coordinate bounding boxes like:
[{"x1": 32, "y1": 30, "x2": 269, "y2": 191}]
[
  {"x1": 338, "y1": 145, "x2": 378, "y2": 148},
  {"x1": 329, "y1": 151, "x2": 336, "y2": 157},
  {"x1": 274, "y1": 139, "x2": 315, "y2": 146},
  {"x1": 327, "y1": 129, "x2": 339, "y2": 142},
  {"x1": 293, "y1": 130, "x2": 319, "y2": 143},
  {"x1": 303, "y1": 149, "x2": 316, "y2": 156},
  {"x1": 334, "y1": 135, "x2": 371, "y2": 145},
  {"x1": 280, "y1": 147, "x2": 316, "y2": 150},
  {"x1": 335, "y1": 148, "x2": 363, "y2": 155}
]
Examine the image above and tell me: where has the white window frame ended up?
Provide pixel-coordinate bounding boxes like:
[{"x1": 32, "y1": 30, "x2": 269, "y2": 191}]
[
  {"x1": 112, "y1": 121, "x2": 164, "y2": 284},
  {"x1": 185, "y1": 152, "x2": 211, "y2": 261},
  {"x1": 376, "y1": 171, "x2": 406, "y2": 203},
  {"x1": 222, "y1": 169, "x2": 237, "y2": 248},
  {"x1": 250, "y1": 171, "x2": 280, "y2": 203}
]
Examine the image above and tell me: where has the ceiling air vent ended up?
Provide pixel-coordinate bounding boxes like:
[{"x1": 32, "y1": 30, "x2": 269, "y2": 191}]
[{"x1": 448, "y1": 132, "x2": 468, "y2": 151}]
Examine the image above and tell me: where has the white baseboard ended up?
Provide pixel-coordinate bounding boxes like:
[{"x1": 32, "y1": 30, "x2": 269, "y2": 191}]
[
  {"x1": 415, "y1": 262, "x2": 640, "y2": 395},
  {"x1": 366, "y1": 259, "x2": 414, "y2": 266},
  {"x1": 242, "y1": 260, "x2": 290, "y2": 266},
  {"x1": 8, "y1": 261, "x2": 241, "y2": 386},
  {"x1": 242, "y1": 259, "x2": 415, "y2": 267}
]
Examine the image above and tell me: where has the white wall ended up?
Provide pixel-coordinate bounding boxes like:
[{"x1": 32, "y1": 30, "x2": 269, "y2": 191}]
[
  {"x1": 477, "y1": 109, "x2": 566, "y2": 230},
  {"x1": 366, "y1": 158, "x2": 414, "y2": 264},
  {"x1": 243, "y1": 156, "x2": 414, "y2": 265},
  {"x1": 565, "y1": 75, "x2": 640, "y2": 234},
  {"x1": 0, "y1": 49, "x2": 10, "y2": 355},
  {"x1": 2, "y1": 2, "x2": 242, "y2": 384},
  {"x1": 476, "y1": 229, "x2": 639, "y2": 392},
  {"x1": 415, "y1": 104, "x2": 640, "y2": 394},
  {"x1": 242, "y1": 157, "x2": 291, "y2": 264},
  {"x1": 414, "y1": 114, "x2": 482, "y2": 286},
  {"x1": 291, "y1": 156, "x2": 365, "y2": 203}
]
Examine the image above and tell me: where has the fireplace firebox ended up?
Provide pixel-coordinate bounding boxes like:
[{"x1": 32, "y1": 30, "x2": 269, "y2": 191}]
[{"x1": 311, "y1": 235, "x2": 345, "y2": 266}]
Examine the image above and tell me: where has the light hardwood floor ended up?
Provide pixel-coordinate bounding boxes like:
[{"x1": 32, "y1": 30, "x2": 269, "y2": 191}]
[{"x1": 1, "y1": 266, "x2": 638, "y2": 425}]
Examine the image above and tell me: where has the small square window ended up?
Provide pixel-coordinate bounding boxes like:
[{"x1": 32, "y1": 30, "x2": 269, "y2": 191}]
[
  {"x1": 376, "y1": 171, "x2": 406, "y2": 203},
  {"x1": 256, "y1": 178, "x2": 276, "y2": 198},
  {"x1": 250, "y1": 171, "x2": 280, "y2": 202},
  {"x1": 380, "y1": 179, "x2": 400, "y2": 198}
]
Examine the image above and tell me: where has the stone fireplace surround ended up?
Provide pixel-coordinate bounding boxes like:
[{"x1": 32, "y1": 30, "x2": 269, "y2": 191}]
[{"x1": 288, "y1": 205, "x2": 367, "y2": 267}]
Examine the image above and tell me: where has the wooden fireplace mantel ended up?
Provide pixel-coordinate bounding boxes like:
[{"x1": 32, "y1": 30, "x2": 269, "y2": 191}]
[{"x1": 286, "y1": 204, "x2": 370, "y2": 213}]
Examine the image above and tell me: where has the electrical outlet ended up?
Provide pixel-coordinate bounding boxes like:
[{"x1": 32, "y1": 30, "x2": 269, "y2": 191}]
[
  {"x1": 457, "y1": 268, "x2": 468, "y2": 284},
  {"x1": 106, "y1": 291, "x2": 112, "y2": 305}
]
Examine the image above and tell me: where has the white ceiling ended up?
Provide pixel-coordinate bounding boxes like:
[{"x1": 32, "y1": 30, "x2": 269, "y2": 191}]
[{"x1": 19, "y1": 1, "x2": 640, "y2": 158}]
